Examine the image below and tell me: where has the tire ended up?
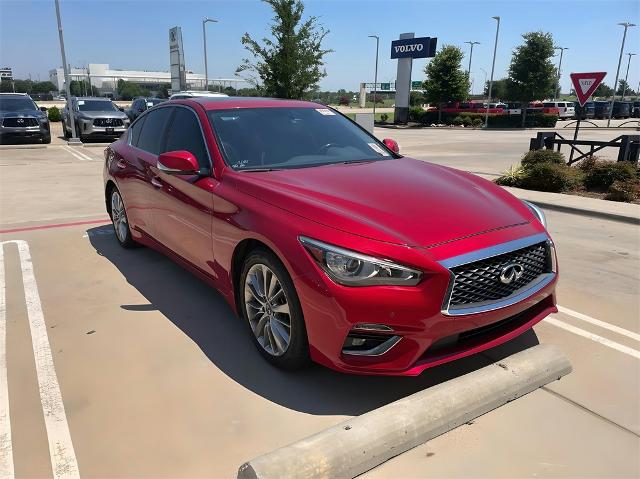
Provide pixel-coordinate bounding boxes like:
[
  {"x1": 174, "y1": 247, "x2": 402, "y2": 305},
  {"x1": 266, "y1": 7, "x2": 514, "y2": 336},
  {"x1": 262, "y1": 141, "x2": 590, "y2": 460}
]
[
  {"x1": 109, "y1": 187, "x2": 136, "y2": 248},
  {"x1": 239, "y1": 248, "x2": 310, "y2": 370},
  {"x1": 42, "y1": 135, "x2": 51, "y2": 144}
]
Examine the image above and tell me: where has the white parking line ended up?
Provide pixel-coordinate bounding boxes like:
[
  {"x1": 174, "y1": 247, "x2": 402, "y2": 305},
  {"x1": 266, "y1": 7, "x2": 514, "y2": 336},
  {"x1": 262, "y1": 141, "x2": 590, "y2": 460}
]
[
  {"x1": 0, "y1": 247, "x2": 15, "y2": 477},
  {"x1": 0, "y1": 241, "x2": 79, "y2": 478},
  {"x1": 557, "y1": 305, "x2": 640, "y2": 342},
  {"x1": 63, "y1": 145, "x2": 96, "y2": 162},
  {"x1": 546, "y1": 316, "x2": 640, "y2": 360}
]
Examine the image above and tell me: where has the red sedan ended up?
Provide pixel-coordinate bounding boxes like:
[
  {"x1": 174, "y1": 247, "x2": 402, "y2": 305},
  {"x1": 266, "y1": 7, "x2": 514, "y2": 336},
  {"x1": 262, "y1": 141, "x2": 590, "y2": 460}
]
[{"x1": 103, "y1": 97, "x2": 558, "y2": 376}]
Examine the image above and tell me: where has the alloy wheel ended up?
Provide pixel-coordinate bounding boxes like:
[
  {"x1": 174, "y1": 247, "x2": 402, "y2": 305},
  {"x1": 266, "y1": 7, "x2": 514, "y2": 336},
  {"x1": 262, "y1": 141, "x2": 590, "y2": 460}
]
[
  {"x1": 244, "y1": 264, "x2": 292, "y2": 356},
  {"x1": 110, "y1": 190, "x2": 129, "y2": 243}
]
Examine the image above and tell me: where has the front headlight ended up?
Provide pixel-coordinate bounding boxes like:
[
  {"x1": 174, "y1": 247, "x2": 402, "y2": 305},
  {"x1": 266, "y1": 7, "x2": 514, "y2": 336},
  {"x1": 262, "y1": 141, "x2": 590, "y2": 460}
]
[
  {"x1": 299, "y1": 237, "x2": 422, "y2": 286},
  {"x1": 523, "y1": 200, "x2": 547, "y2": 229}
]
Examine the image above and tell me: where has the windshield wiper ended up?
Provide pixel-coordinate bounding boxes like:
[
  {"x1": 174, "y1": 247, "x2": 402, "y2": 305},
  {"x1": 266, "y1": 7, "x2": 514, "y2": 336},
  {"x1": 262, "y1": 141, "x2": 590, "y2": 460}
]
[{"x1": 239, "y1": 167, "x2": 282, "y2": 172}]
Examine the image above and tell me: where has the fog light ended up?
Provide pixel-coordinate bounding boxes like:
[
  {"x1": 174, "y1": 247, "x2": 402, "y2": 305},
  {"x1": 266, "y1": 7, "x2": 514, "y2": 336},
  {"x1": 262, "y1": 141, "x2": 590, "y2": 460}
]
[{"x1": 342, "y1": 333, "x2": 401, "y2": 356}]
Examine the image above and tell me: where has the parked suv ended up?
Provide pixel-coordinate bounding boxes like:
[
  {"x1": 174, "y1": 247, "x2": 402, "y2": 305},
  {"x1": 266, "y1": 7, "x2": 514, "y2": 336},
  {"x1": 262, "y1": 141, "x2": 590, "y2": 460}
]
[
  {"x1": 612, "y1": 101, "x2": 631, "y2": 119},
  {"x1": 542, "y1": 101, "x2": 575, "y2": 119},
  {"x1": 632, "y1": 101, "x2": 640, "y2": 118},
  {"x1": 573, "y1": 101, "x2": 595, "y2": 119},
  {"x1": 63, "y1": 97, "x2": 129, "y2": 141},
  {"x1": 593, "y1": 101, "x2": 611, "y2": 119},
  {"x1": 126, "y1": 97, "x2": 166, "y2": 121},
  {"x1": 0, "y1": 93, "x2": 51, "y2": 144}
]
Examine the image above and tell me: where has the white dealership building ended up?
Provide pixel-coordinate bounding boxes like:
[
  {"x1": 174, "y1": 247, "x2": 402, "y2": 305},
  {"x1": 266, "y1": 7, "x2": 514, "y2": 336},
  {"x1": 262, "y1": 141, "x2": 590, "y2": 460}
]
[{"x1": 49, "y1": 63, "x2": 243, "y2": 96}]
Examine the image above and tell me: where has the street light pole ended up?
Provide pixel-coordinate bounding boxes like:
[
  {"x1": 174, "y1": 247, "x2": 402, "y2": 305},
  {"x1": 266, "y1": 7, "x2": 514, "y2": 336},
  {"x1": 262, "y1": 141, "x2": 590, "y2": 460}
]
[
  {"x1": 368, "y1": 35, "x2": 379, "y2": 121},
  {"x1": 465, "y1": 41, "x2": 480, "y2": 95},
  {"x1": 553, "y1": 47, "x2": 568, "y2": 101},
  {"x1": 621, "y1": 52, "x2": 636, "y2": 100},
  {"x1": 54, "y1": 0, "x2": 78, "y2": 142},
  {"x1": 202, "y1": 18, "x2": 218, "y2": 92},
  {"x1": 608, "y1": 22, "x2": 636, "y2": 126},
  {"x1": 484, "y1": 16, "x2": 500, "y2": 128}
]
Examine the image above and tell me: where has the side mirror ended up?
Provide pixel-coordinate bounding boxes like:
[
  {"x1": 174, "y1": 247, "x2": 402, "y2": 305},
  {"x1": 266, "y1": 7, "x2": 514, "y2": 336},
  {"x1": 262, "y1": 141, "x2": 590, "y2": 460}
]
[
  {"x1": 383, "y1": 138, "x2": 400, "y2": 154},
  {"x1": 39, "y1": 106, "x2": 48, "y2": 112},
  {"x1": 157, "y1": 150, "x2": 199, "y2": 175}
]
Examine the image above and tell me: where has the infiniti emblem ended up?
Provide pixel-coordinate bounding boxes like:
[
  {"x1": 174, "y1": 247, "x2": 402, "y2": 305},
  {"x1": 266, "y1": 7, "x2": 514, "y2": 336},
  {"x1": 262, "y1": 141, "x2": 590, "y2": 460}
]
[
  {"x1": 17, "y1": 118, "x2": 24, "y2": 124},
  {"x1": 499, "y1": 263, "x2": 524, "y2": 284}
]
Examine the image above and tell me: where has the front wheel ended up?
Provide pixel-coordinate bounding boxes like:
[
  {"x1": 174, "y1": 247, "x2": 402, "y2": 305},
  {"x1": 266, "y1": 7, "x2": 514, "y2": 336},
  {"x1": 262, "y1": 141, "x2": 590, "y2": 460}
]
[
  {"x1": 240, "y1": 249, "x2": 309, "y2": 369},
  {"x1": 109, "y1": 187, "x2": 136, "y2": 248}
]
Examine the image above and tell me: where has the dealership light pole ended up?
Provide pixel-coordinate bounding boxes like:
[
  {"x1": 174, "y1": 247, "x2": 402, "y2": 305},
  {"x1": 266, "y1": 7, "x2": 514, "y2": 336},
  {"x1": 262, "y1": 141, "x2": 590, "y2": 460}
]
[
  {"x1": 621, "y1": 52, "x2": 636, "y2": 99},
  {"x1": 484, "y1": 16, "x2": 500, "y2": 128},
  {"x1": 608, "y1": 22, "x2": 635, "y2": 126},
  {"x1": 480, "y1": 67, "x2": 488, "y2": 105},
  {"x1": 465, "y1": 41, "x2": 480, "y2": 95},
  {"x1": 54, "y1": 0, "x2": 78, "y2": 142},
  {"x1": 553, "y1": 46, "x2": 568, "y2": 101},
  {"x1": 202, "y1": 18, "x2": 218, "y2": 92},
  {"x1": 368, "y1": 35, "x2": 380, "y2": 120}
]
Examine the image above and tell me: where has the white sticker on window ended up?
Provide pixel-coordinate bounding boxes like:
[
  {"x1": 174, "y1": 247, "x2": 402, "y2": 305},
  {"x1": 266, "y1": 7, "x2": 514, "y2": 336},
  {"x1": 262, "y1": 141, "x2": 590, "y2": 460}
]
[
  {"x1": 146, "y1": 102, "x2": 153, "y2": 107},
  {"x1": 368, "y1": 143, "x2": 390, "y2": 156},
  {"x1": 315, "y1": 108, "x2": 335, "y2": 116},
  {"x1": 77, "y1": 100, "x2": 85, "y2": 105}
]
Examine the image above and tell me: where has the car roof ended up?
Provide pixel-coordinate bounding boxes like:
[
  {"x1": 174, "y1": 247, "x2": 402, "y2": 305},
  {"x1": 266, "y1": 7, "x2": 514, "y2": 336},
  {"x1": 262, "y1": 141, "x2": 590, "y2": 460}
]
[
  {"x1": 0, "y1": 93, "x2": 31, "y2": 97},
  {"x1": 72, "y1": 96, "x2": 112, "y2": 101},
  {"x1": 174, "y1": 96, "x2": 323, "y2": 111}
]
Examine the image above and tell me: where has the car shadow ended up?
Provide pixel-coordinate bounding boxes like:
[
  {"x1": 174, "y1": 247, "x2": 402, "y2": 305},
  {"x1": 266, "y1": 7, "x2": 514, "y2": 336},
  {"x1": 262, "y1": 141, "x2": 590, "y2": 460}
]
[{"x1": 87, "y1": 224, "x2": 539, "y2": 417}]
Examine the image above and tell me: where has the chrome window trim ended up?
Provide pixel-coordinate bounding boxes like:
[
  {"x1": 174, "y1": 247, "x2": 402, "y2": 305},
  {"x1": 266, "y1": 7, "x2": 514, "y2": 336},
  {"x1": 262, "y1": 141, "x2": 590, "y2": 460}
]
[
  {"x1": 342, "y1": 335, "x2": 402, "y2": 357},
  {"x1": 439, "y1": 233, "x2": 555, "y2": 316}
]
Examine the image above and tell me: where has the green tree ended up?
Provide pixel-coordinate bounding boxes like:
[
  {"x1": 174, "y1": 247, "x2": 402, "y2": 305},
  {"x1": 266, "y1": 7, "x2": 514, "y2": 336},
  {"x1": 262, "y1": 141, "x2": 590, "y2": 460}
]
[
  {"x1": 483, "y1": 78, "x2": 508, "y2": 100},
  {"x1": 505, "y1": 32, "x2": 556, "y2": 126},
  {"x1": 31, "y1": 81, "x2": 57, "y2": 94},
  {"x1": 616, "y1": 79, "x2": 635, "y2": 97},
  {"x1": 409, "y1": 90, "x2": 424, "y2": 106},
  {"x1": 422, "y1": 45, "x2": 470, "y2": 121},
  {"x1": 236, "y1": 0, "x2": 332, "y2": 99},
  {"x1": 594, "y1": 83, "x2": 614, "y2": 98},
  {"x1": 117, "y1": 79, "x2": 144, "y2": 100},
  {"x1": 0, "y1": 78, "x2": 14, "y2": 92}
]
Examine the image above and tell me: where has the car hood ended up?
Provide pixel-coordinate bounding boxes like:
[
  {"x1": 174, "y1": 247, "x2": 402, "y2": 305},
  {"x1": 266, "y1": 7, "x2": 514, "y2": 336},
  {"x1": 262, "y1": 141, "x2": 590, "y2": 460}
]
[
  {"x1": 74, "y1": 111, "x2": 128, "y2": 120},
  {"x1": 0, "y1": 110, "x2": 46, "y2": 120},
  {"x1": 232, "y1": 157, "x2": 534, "y2": 247}
]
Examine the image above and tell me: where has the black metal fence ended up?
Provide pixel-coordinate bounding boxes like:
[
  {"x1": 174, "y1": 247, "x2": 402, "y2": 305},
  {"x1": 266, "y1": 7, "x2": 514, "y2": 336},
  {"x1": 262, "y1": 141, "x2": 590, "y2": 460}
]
[{"x1": 529, "y1": 132, "x2": 639, "y2": 165}]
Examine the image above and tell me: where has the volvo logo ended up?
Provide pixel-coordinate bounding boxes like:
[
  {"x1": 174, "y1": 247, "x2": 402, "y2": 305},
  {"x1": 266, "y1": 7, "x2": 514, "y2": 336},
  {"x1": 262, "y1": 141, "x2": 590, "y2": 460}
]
[{"x1": 499, "y1": 263, "x2": 524, "y2": 284}]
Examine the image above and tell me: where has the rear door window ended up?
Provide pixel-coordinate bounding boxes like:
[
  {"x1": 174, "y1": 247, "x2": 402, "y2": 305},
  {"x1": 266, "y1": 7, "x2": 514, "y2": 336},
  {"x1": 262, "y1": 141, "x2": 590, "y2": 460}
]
[{"x1": 136, "y1": 107, "x2": 172, "y2": 155}]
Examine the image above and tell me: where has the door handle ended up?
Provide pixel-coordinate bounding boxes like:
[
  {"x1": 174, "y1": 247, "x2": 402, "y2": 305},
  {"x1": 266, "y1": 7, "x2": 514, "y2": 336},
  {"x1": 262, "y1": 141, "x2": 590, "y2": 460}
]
[
  {"x1": 151, "y1": 177, "x2": 163, "y2": 188},
  {"x1": 116, "y1": 159, "x2": 126, "y2": 169}
]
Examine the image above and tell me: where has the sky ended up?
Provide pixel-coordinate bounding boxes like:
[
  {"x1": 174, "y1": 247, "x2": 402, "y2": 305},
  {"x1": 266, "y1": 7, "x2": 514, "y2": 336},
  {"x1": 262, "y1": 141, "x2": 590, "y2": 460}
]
[{"x1": 0, "y1": 0, "x2": 639, "y2": 94}]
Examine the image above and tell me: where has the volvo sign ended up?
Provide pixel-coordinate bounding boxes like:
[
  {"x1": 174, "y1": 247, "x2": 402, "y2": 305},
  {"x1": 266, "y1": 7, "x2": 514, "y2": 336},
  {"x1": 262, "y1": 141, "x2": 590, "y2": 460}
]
[
  {"x1": 392, "y1": 34, "x2": 437, "y2": 124},
  {"x1": 391, "y1": 37, "x2": 437, "y2": 59}
]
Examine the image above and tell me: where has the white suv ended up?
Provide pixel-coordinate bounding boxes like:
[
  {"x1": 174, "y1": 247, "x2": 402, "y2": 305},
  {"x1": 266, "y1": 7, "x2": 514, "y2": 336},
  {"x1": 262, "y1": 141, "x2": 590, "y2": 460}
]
[
  {"x1": 169, "y1": 91, "x2": 229, "y2": 100},
  {"x1": 543, "y1": 101, "x2": 575, "y2": 119}
]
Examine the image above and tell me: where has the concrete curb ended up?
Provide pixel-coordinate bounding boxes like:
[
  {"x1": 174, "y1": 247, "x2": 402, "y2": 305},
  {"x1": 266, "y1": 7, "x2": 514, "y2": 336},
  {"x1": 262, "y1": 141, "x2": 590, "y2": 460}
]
[
  {"x1": 237, "y1": 344, "x2": 572, "y2": 479},
  {"x1": 528, "y1": 200, "x2": 640, "y2": 225}
]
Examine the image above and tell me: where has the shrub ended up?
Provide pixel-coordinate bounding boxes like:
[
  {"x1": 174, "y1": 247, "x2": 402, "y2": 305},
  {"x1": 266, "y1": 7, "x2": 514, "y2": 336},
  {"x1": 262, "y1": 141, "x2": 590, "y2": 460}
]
[
  {"x1": 519, "y1": 163, "x2": 583, "y2": 192},
  {"x1": 606, "y1": 179, "x2": 639, "y2": 202},
  {"x1": 408, "y1": 106, "x2": 425, "y2": 122},
  {"x1": 582, "y1": 160, "x2": 638, "y2": 190},
  {"x1": 338, "y1": 96, "x2": 350, "y2": 106},
  {"x1": 472, "y1": 117, "x2": 484, "y2": 128},
  {"x1": 452, "y1": 116, "x2": 464, "y2": 126},
  {"x1": 47, "y1": 106, "x2": 61, "y2": 122},
  {"x1": 379, "y1": 113, "x2": 388, "y2": 122},
  {"x1": 462, "y1": 116, "x2": 472, "y2": 127},
  {"x1": 495, "y1": 164, "x2": 526, "y2": 187},
  {"x1": 486, "y1": 114, "x2": 557, "y2": 128},
  {"x1": 520, "y1": 149, "x2": 565, "y2": 169}
]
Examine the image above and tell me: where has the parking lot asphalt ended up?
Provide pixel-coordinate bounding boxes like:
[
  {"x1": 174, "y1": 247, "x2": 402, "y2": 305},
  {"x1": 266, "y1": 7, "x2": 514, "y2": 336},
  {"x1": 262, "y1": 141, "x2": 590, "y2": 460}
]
[{"x1": 0, "y1": 142, "x2": 638, "y2": 477}]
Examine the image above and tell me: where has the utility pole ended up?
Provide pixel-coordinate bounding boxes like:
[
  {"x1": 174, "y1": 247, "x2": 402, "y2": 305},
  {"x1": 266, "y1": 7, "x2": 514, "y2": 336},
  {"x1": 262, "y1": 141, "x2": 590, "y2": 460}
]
[
  {"x1": 484, "y1": 16, "x2": 500, "y2": 128},
  {"x1": 465, "y1": 41, "x2": 480, "y2": 95},
  {"x1": 54, "y1": 0, "x2": 79, "y2": 142},
  {"x1": 368, "y1": 35, "x2": 379, "y2": 121},
  {"x1": 608, "y1": 22, "x2": 635, "y2": 126},
  {"x1": 553, "y1": 47, "x2": 568, "y2": 101},
  {"x1": 621, "y1": 52, "x2": 636, "y2": 99},
  {"x1": 202, "y1": 18, "x2": 218, "y2": 92}
]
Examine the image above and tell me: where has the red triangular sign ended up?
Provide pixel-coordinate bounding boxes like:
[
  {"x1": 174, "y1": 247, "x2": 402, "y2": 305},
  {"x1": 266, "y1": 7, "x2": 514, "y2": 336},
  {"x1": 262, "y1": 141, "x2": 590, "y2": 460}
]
[{"x1": 570, "y1": 72, "x2": 607, "y2": 106}]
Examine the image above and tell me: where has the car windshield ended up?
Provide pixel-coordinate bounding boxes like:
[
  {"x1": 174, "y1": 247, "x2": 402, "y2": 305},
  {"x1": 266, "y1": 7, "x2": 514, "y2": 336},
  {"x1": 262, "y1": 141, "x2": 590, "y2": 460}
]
[
  {"x1": 0, "y1": 97, "x2": 37, "y2": 112},
  {"x1": 76, "y1": 100, "x2": 118, "y2": 112},
  {"x1": 208, "y1": 107, "x2": 395, "y2": 171}
]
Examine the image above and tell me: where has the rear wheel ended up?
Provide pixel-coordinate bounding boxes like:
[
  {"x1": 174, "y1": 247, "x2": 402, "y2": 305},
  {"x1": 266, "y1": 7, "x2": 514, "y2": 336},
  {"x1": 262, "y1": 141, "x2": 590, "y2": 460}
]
[
  {"x1": 240, "y1": 249, "x2": 309, "y2": 369},
  {"x1": 109, "y1": 187, "x2": 136, "y2": 248}
]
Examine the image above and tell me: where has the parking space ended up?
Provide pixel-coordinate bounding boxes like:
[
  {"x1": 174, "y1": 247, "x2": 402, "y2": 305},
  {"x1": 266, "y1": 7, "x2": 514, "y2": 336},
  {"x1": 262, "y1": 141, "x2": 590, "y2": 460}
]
[{"x1": 0, "y1": 145, "x2": 638, "y2": 477}]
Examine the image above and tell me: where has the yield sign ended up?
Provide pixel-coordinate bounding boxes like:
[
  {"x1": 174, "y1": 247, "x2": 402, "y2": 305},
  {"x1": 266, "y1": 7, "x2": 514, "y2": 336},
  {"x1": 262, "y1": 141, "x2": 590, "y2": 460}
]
[{"x1": 570, "y1": 72, "x2": 607, "y2": 106}]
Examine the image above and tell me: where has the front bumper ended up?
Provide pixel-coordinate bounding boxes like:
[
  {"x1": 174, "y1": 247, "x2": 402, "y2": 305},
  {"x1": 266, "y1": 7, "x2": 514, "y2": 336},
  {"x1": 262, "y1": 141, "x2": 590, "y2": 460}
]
[
  {"x1": 294, "y1": 227, "x2": 557, "y2": 376},
  {"x1": 0, "y1": 125, "x2": 49, "y2": 143},
  {"x1": 76, "y1": 119, "x2": 127, "y2": 137}
]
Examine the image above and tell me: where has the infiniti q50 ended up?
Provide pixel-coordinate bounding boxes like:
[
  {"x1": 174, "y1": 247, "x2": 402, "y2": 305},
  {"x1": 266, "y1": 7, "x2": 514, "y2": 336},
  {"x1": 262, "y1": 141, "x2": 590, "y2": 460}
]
[{"x1": 103, "y1": 97, "x2": 557, "y2": 375}]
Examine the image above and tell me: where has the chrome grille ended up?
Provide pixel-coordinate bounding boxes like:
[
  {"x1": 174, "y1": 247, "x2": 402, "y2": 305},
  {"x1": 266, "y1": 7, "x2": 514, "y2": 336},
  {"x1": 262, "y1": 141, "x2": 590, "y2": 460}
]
[
  {"x1": 93, "y1": 118, "x2": 123, "y2": 127},
  {"x1": 2, "y1": 117, "x2": 38, "y2": 127},
  {"x1": 447, "y1": 242, "x2": 550, "y2": 310}
]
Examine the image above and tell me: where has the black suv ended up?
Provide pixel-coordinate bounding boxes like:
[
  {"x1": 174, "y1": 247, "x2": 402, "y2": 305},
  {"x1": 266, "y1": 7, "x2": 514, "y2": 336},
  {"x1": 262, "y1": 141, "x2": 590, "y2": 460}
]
[
  {"x1": 125, "y1": 97, "x2": 166, "y2": 121},
  {"x1": 632, "y1": 101, "x2": 640, "y2": 118},
  {"x1": 0, "y1": 93, "x2": 51, "y2": 144}
]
